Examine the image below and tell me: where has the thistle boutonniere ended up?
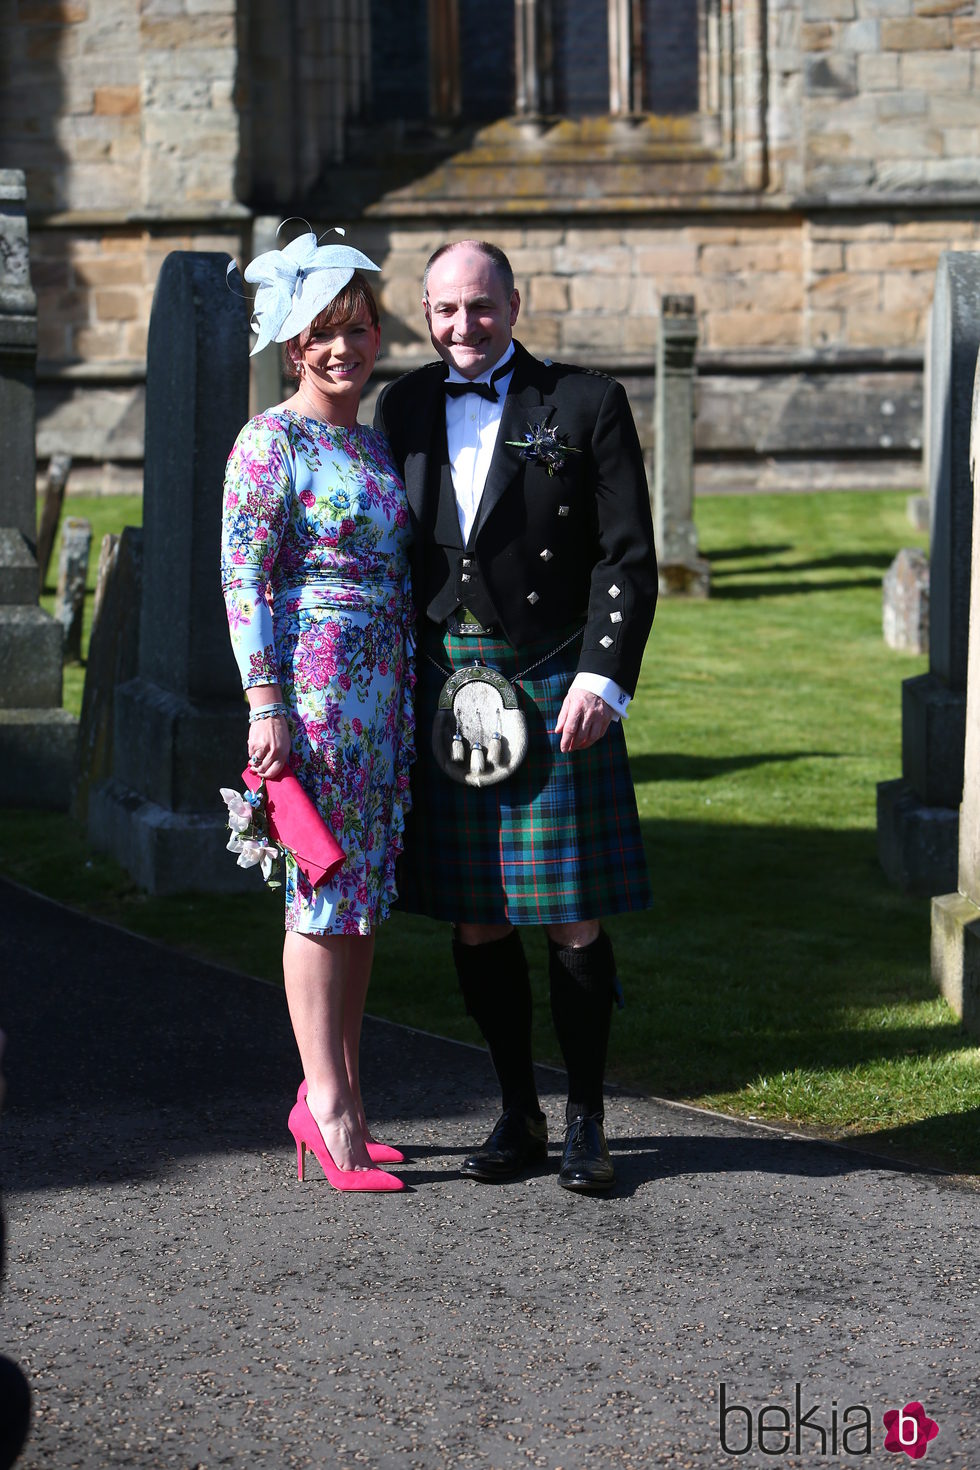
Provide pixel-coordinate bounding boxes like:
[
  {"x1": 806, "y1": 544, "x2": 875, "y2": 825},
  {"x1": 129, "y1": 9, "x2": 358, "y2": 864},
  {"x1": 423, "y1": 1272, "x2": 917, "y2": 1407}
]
[{"x1": 506, "y1": 419, "x2": 581, "y2": 477}]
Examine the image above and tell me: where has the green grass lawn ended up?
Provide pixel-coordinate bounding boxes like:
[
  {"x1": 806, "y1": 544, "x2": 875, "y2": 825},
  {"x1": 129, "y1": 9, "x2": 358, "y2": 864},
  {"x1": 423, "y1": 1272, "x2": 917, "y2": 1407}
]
[{"x1": 13, "y1": 489, "x2": 979, "y2": 1174}]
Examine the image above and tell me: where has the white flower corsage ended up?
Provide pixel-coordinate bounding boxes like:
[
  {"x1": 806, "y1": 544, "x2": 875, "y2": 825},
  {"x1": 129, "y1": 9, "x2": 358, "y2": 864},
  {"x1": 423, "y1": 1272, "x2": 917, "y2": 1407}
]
[{"x1": 219, "y1": 783, "x2": 282, "y2": 887}]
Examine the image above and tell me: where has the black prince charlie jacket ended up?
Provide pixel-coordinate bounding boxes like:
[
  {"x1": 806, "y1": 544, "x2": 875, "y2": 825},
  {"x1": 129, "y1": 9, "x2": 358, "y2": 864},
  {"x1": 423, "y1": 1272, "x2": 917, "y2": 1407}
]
[{"x1": 374, "y1": 340, "x2": 658, "y2": 698}]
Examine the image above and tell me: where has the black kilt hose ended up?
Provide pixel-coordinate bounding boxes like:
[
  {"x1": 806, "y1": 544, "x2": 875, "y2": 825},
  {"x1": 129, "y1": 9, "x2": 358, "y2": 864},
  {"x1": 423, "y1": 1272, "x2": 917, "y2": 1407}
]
[{"x1": 397, "y1": 623, "x2": 651, "y2": 924}]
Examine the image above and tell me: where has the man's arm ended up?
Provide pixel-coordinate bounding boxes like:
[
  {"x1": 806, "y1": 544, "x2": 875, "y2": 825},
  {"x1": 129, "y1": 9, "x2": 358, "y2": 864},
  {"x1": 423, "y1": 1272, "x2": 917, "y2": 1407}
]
[{"x1": 573, "y1": 376, "x2": 658, "y2": 703}]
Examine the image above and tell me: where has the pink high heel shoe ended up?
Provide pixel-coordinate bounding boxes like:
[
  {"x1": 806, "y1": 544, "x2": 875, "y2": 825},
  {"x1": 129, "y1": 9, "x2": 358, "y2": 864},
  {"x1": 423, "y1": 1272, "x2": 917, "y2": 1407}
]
[
  {"x1": 297, "y1": 1080, "x2": 405, "y2": 1165},
  {"x1": 287, "y1": 1096, "x2": 404, "y2": 1192}
]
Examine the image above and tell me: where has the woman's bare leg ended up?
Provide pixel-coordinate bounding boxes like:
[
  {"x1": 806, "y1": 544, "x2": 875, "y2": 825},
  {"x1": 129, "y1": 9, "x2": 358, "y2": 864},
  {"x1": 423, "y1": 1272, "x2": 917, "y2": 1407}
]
[
  {"x1": 283, "y1": 931, "x2": 373, "y2": 1171},
  {"x1": 341, "y1": 934, "x2": 378, "y2": 1141}
]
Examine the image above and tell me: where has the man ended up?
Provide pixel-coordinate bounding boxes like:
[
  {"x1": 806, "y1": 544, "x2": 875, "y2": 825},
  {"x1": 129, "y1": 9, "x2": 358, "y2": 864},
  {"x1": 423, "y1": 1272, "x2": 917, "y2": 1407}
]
[{"x1": 375, "y1": 241, "x2": 656, "y2": 1192}]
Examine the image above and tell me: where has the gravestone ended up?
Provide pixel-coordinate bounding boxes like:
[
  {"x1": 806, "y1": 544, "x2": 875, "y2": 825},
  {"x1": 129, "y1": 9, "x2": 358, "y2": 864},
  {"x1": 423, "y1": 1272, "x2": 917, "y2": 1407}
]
[
  {"x1": 883, "y1": 547, "x2": 929, "y2": 655},
  {"x1": 653, "y1": 295, "x2": 709, "y2": 597},
  {"x1": 931, "y1": 346, "x2": 980, "y2": 1034},
  {"x1": 72, "y1": 526, "x2": 142, "y2": 823},
  {"x1": 36, "y1": 450, "x2": 72, "y2": 588},
  {"x1": 877, "y1": 253, "x2": 980, "y2": 894},
  {"x1": 0, "y1": 169, "x2": 76, "y2": 808},
  {"x1": 54, "y1": 515, "x2": 92, "y2": 661},
  {"x1": 88, "y1": 252, "x2": 253, "y2": 892},
  {"x1": 248, "y1": 215, "x2": 285, "y2": 415}
]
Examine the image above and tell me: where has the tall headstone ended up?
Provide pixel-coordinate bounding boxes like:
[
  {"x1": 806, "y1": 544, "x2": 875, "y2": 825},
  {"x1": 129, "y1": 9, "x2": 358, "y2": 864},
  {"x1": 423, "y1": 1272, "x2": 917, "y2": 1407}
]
[
  {"x1": 882, "y1": 547, "x2": 929, "y2": 656},
  {"x1": 54, "y1": 515, "x2": 92, "y2": 662},
  {"x1": 931, "y1": 347, "x2": 980, "y2": 1034},
  {"x1": 248, "y1": 215, "x2": 285, "y2": 416},
  {"x1": 71, "y1": 526, "x2": 142, "y2": 823},
  {"x1": 0, "y1": 170, "x2": 76, "y2": 808},
  {"x1": 653, "y1": 295, "x2": 709, "y2": 597},
  {"x1": 88, "y1": 252, "x2": 253, "y2": 892},
  {"x1": 877, "y1": 253, "x2": 980, "y2": 894}
]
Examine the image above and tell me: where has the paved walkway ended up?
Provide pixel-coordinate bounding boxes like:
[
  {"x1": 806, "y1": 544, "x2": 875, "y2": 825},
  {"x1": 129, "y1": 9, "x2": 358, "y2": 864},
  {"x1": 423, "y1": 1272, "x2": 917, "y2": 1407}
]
[{"x1": 0, "y1": 878, "x2": 975, "y2": 1469}]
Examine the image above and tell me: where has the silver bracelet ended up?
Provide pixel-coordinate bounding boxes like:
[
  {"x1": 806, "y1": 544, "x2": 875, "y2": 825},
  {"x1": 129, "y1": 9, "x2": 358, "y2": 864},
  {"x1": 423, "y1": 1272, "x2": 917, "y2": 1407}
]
[{"x1": 248, "y1": 703, "x2": 288, "y2": 723}]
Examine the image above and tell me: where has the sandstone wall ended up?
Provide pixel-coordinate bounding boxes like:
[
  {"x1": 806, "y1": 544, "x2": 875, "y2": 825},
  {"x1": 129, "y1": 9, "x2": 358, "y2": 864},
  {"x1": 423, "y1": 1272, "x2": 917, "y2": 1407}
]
[
  {"x1": 768, "y1": 0, "x2": 980, "y2": 199},
  {"x1": 1, "y1": 0, "x2": 978, "y2": 489}
]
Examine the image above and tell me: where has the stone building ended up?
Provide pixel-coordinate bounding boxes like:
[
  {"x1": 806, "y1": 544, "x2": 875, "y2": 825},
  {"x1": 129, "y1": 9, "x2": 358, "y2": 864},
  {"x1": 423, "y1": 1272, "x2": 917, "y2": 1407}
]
[{"x1": 2, "y1": 0, "x2": 979, "y2": 492}]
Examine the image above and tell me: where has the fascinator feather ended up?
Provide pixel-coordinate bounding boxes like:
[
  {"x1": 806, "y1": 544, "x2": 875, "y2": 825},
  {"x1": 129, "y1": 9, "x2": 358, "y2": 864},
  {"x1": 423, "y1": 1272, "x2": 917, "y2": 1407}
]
[{"x1": 234, "y1": 225, "x2": 380, "y2": 357}]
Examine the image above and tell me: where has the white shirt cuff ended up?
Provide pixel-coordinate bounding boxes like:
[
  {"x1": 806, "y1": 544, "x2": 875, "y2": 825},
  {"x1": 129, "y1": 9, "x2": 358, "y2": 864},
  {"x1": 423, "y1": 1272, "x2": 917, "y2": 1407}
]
[{"x1": 570, "y1": 672, "x2": 631, "y2": 720}]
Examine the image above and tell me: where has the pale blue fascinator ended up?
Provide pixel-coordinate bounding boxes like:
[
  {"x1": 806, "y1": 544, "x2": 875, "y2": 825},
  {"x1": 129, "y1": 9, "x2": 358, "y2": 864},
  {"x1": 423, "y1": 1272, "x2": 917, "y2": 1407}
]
[{"x1": 233, "y1": 224, "x2": 380, "y2": 357}]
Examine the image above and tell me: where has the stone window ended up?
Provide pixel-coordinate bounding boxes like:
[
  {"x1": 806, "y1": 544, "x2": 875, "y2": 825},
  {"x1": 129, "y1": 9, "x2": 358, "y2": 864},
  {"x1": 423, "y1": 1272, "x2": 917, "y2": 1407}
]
[
  {"x1": 369, "y1": 0, "x2": 706, "y2": 125},
  {"x1": 549, "y1": 0, "x2": 701, "y2": 119},
  {"x1": 353, "y1": 0, "x2": 764, "y2": 202},
  {"x1": 369, "y1": 0, "x2": 515, "y2": 124}
]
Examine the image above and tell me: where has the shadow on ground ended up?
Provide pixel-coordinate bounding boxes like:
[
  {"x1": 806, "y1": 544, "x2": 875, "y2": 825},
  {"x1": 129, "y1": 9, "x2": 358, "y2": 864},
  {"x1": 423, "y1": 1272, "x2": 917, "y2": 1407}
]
[{"x1": 0, "y1": 879, "x2": 937, "y2": 1197}]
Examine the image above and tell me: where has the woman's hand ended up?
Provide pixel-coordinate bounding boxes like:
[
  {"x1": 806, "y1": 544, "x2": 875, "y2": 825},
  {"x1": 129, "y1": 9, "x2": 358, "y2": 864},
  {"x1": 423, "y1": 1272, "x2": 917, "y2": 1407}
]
[{"x1": 247, "y1": 713, "x2": 291, "y2": 780}]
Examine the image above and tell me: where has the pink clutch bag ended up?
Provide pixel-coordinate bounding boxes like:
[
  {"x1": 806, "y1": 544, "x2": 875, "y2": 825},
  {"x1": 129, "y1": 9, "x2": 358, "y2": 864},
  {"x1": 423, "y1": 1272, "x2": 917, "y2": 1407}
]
[{"x1": 241, "y1": 766, "x2": 345, "y2": 888}]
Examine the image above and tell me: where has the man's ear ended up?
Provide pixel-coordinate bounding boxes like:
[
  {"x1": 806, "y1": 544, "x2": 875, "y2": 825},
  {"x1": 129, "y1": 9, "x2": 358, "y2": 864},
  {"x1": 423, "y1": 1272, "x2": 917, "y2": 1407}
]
[{"x1": 510, "y1": 289, "x2": 520, "y2": 328}]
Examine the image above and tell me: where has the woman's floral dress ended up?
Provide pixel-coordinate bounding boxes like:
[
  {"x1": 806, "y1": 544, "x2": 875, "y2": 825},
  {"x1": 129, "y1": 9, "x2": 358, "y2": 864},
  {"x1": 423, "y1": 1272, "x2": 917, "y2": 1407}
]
[{"x1": 220, "y1": 410, "x2": 414, "y2": 935}]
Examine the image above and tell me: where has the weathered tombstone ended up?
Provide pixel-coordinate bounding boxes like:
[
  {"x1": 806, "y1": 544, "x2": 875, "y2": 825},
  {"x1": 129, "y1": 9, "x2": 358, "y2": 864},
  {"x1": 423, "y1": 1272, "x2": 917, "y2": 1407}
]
[
  {"x1": 248, "y1": 215, "x2": 284, "y2": 415},
  {"x1": 36, "y1": 450, "x2": 72, "y2": 588},
  {"x1": 0, "y1": 170, "x2": 76, "y2": 808},
  {"x1": 907, "y1": 495, "x2": 929, "y2": 533},
  {"x1": 87, "y1": 252, "x2": 252, "y2": 892},
  {"x1": 931, "y1": 347, "x2": 980, "y2": 1034},
  {"x1": 54, "y1": 515, "x2": 92, "y2": 661},
  {"x1": 877, "y1": 253, "x2": 980, "y2": 894},
  {"x1": 653, "y1": 294, "x2": 709, "y2": 597},
  {"x1": 71, "y1": 526, "x2": 142, "y2": 823},
  {"x1": 883, "y1": 547, "x2": 929, "y2": 655}
]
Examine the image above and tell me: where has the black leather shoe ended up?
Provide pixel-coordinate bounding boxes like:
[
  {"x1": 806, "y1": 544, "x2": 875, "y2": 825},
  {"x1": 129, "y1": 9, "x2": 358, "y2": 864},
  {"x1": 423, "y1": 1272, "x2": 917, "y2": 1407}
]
[
  {"x1": 460, "y1": 1108, "x2": 549, "y2": 1182},
  {"x1": 558, "y1": 1113, "x2": 615, "y2": 1192}
]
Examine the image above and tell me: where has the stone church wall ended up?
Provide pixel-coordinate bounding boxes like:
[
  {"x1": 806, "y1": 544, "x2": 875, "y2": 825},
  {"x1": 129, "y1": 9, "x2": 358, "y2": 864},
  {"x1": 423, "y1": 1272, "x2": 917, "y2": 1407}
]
[{"x1": 1, "y1": 0, "x2": 978, "y2": 491}]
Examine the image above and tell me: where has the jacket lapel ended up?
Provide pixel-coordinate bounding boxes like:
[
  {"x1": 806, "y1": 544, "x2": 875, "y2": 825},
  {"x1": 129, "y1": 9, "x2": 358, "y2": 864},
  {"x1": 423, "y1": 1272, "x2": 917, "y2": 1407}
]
[
  {"x1": 399, "y1": 369, "x2": 444, "y2": 524},
  {"x1": 468, "y1": 342, "x2": 545, "y2": 547}
]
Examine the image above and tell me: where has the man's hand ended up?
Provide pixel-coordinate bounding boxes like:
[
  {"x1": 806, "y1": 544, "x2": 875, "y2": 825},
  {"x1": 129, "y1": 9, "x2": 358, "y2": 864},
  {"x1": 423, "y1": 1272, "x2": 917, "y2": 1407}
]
[{"x1": 555, "y1": 689, "x2": 615, "y2": 753}]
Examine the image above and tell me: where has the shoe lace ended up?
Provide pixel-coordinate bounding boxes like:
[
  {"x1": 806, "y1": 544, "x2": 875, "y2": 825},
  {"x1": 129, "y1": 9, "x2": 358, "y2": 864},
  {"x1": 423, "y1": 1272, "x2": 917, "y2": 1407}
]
[{"x1": 567, "y1": 1116, "x2": 588, "y2": 1149}]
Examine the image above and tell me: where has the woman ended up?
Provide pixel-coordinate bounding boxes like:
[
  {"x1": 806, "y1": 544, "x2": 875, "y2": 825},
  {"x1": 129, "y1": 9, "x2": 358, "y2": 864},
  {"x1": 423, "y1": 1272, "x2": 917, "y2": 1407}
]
[{"x1": 220, "y1": 229, "x2": 413, "y2": 1193}]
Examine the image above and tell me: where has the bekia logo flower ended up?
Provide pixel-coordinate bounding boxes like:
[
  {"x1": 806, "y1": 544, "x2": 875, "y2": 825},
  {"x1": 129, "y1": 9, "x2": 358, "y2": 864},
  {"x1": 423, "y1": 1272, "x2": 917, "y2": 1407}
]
[{"x1": 883, "y1": 1402, "x2": 939, "y2": 1459}]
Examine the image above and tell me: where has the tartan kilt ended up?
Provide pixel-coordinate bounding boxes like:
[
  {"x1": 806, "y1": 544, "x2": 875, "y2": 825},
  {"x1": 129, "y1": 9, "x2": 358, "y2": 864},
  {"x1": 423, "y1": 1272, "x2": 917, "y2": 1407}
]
[{"x1": 396, "y1": 622, "x2": 651, "y2": 924}]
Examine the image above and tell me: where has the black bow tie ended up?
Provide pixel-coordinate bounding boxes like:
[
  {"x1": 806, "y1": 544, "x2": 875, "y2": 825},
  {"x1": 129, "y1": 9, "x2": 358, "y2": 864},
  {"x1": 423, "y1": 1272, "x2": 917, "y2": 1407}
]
[{"x1": 443, "y1": 360, "x2": 513, "y2": 403}]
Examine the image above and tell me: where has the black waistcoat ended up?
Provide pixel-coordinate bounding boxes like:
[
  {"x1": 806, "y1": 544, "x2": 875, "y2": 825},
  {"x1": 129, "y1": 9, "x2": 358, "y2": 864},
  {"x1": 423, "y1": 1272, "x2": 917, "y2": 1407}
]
[{"x1": 419, "y1": 416, "x2": 501, "y2": 631}]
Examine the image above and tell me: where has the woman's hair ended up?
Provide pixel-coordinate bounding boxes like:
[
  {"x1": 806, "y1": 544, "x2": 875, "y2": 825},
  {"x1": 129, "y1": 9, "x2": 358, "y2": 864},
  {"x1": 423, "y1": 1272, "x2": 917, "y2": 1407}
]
[{"x1": 281, "y1": 271, "x2": 380, "y2": 380}]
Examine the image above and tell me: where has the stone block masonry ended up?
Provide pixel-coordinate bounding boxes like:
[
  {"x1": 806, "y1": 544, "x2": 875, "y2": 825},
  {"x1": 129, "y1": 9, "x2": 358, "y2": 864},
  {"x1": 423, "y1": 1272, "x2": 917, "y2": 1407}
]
[{"x1": 2, "y1": 0, "x2": 980, "y2": 487}]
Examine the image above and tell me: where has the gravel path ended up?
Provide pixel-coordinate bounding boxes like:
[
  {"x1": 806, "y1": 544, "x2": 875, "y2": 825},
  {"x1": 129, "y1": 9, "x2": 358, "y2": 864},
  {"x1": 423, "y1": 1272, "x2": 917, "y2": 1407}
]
[{"x1": 1, "y1": 879, "x2": 975, "y2": 1469}]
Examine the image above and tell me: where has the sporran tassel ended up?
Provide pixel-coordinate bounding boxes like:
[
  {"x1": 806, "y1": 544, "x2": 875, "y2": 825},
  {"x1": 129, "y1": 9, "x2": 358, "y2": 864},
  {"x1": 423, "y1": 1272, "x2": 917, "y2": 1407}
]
[
  {"x1": 452, "y1": 727, "x2": 465, "y2": 762},
  {"x1": 469, "y1": 742, "x2": 485, "y2": 775},
  {"x1": 488, "y1": 731, "x2": 502, "y2": 765}
]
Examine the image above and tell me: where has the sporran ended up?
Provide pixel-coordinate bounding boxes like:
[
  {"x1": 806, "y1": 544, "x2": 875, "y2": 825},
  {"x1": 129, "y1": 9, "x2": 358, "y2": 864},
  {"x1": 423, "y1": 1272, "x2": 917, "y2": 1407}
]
[{"x1": 432, "y1": 663, "x2": 528, "y2": 787}]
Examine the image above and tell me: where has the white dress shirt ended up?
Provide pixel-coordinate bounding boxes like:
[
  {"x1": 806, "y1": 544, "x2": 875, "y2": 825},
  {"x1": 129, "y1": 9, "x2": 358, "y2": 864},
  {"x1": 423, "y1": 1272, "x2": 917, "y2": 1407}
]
[{"x1": 444, "y1": 346, "x2": 630, "y2": 719}]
